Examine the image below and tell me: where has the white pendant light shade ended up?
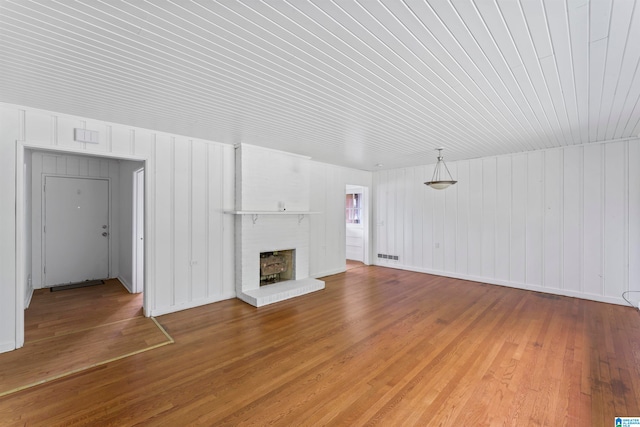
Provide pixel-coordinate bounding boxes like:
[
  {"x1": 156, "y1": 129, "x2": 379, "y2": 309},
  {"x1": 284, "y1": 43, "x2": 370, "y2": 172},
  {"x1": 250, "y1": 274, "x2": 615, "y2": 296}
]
[{"x1": 424, "y1": 148, "x2": 457, "y2": 190}]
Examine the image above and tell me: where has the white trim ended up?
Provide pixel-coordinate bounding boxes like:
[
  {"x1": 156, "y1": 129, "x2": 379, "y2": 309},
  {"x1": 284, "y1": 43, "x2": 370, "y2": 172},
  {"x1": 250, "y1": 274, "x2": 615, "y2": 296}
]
[
  {"x1": 24, "y1": 286, "x2": 34, "y2": 309},
  {"x1": 0, "y1": 341, "x2": 16, "y2": 354},
  {"x1": 377, "y1": 262, "x2": 631, "y2": 306},
  {"x1": 311, "y1": 267, "x2": 347, "y2": 278},
  {"x1": 15, "y1": 141, "x2": 25, "y2": 349},
  {"x1": 118, "y1": 275, "x2": 133, "y2": 293},
  {"x1": 149, "y1": 291, "x2": 236, "y2": 317}
]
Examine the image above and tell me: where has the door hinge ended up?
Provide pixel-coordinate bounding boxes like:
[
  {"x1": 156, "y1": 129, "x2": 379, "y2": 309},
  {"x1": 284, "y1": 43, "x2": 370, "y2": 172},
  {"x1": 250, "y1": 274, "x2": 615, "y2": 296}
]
[{"x1": 43, "y1": 225, "x2": 46, "y2": 233}]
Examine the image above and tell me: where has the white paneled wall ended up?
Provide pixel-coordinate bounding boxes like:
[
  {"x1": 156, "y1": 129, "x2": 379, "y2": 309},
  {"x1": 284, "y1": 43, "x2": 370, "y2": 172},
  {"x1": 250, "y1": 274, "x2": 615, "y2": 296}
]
[
  {"x1": 309, "y1": 162, "x2": 372, "y2": 278},
  {"x1": 1, "y1": 102, "x2": 372, "y2": 353},
  {"x1": 0, "y1": 102, "x2": 236, "y2": 353},
  {"x1": 374, "y1": 139, "x2": 640, "y2": 306}
]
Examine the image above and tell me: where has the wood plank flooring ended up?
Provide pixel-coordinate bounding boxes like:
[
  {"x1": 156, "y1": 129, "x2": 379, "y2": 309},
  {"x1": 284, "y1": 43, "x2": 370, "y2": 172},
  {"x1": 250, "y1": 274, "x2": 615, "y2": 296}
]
[
  {"x1": 0, "y1": 280, "x2": 172, "y2": 398},
  {"x1": 1, "y1": 267, "x2": 639, "y2": 426}
]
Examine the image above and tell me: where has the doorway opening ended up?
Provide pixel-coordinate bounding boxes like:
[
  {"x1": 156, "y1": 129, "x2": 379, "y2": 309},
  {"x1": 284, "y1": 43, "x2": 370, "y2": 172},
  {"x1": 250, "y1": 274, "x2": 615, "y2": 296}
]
[
  {"x1": 16, "y1": 145, "x2": 147, "y2": 349},
  {"x1": 345, "y1": 184, "x2": 370, "y2": 267}
]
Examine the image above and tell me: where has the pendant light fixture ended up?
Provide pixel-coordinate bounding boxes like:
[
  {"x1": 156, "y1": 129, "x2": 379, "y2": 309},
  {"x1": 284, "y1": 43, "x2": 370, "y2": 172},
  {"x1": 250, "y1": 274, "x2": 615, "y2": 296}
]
[{"x1": 424, "y1": 148, "x2": 457, "y2": 190}]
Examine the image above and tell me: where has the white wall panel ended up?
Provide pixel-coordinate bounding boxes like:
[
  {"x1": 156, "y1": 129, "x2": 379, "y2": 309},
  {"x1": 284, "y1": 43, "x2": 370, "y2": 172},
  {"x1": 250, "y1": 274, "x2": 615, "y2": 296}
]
[
  {"x1": 443, "y1": 163, "x2": 458, "y2": 272},
  {"x1": 526, "y1": 151, "x2": 543, "y2": 286},
  {"x1": 562, "y1": 146, "x2": 582, "y2": 292},
  {"x1": 374, "y1": 139, "x2": 640, "y2": 306},
  {"x1": 308, "y1": 161, "x2": 372, "y2": 278},
  {"x1": 411, "y1": 166, "x2": 425, "y2": 269},
  {"x1": 495, "y1": 156, "x2": 511, "y2": 281},
  {"x1": 583, "y1": 144, "x2": 604, "y2": 295},
  {"x1": 403, "y1": 169, "x2": 414, "y2": 266},
  {"x1": 432, "y1": 176, "x2": 445, "y2": 271},
  {"x1": 0, "y1": 106, "x2": 18, "y2": 352},
  {"x1": 455, "y1": 161, "x2": 469, "y2": 274},
  {"x1": 629, "y1": 142, "x2": 640, "y2": 303},
  {"x1": 153, "y1": 135, "x2": 174, "y2": 309},
  {"x1": 1, "y1": 102, "x2": 237, "y2": 349},
  {"x1": 603, "y1": 142, "x2": 626, "y2": 298},
  {"x1": 468, "y1": 159, "x2": 483, "y2": 276},
  {"x1": 543, "y1": 149, "x2": 562, "y2": 289},
  {"x1": 190, "y1": 141, "x2": 207, "y2": 301},
  {"x1": 173, "y1": 138, "x2": 191, "y2": 305},
  {"x1": 482, "y1": 158, "x2": 497, "y2": 278},
  {"x1": 510, "y1": 154, "x2": 527, "y2": 284}
]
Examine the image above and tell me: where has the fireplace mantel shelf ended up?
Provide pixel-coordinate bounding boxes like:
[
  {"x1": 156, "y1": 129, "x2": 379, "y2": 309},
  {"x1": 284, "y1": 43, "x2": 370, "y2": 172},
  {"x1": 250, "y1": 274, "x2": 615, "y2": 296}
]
[
  {"x1": 225, "y1": 210, "x2": 321, "y2": 224},
  {"x1": 224, "y1": 211, "x2": 321, "y2": 215}
]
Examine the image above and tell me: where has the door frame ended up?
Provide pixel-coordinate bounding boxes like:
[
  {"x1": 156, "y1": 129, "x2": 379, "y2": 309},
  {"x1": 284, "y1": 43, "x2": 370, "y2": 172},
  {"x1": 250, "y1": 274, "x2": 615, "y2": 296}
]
[
  {"x1": 42, "y1": 175, "x2": 111, "y2": 287},
  {"x1": 345, "y1": 184, "x2": 371, "y2": 266},
  {"x1": 15, "y1": 142, "x2": 150, "y2": 349},
  {"x1": 132, "y1": 167, "x2": 144, "y2": 294}
]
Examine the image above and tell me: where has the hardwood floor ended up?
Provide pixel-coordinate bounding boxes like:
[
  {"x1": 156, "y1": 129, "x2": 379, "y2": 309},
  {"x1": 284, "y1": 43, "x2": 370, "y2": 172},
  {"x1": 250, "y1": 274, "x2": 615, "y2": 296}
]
[
  {"x1": 1, "y1": 267, "x2": 639, "y2": 426},
  {"x1": 0, "y1": 280, "x2": 171, "y2": 398}
]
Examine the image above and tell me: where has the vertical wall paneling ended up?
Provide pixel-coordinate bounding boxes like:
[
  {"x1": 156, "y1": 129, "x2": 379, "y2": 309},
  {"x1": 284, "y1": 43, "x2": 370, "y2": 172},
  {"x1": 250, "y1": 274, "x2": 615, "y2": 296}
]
[
  {"x1": 5, "y1": 102, "x2": 239, "y2": 336},
  {"x1": 481, "y1": 158, "x2": 497, "y2": 278},
  {"x1": 467, "y1": 159, "x2": 483, "y2": 276},
  {"x1": 403, "y1": 168, "x2": 414, "y2": 266},
  {"x1": 432, "y1": 173, "x2": 445, "y2": 271},
  {"x1": 411, "y1": 167, "x2": 424, "y2": 268},
  {"x1": 583, "y1": 144, "x2": 604, "y2": 295},
  {"x1": 562, "y1": 146, "x2": 582, "y2": 292},
  {"x1": 0, "y1": 106, "x2": 18, "y2": 351},
  {"x1": 628, "y1": 142, "x2": 640, "y2": 301},
  {"x1": 543, "y1": 149, "x2": 562, "y2": 289},
  {"x1": 387, "y1": 170, "x2": 397, "y2": 261},
  {"x1": 173, "y1": 138, "x2": 191, "y2": 305},
  {"x1": 306, "y1": 161, "x2": 372, "y2": 278},
  {"x1": 444, "y1": 163, "x2": 457, "y2": 272},
  {"x1": 422, "y1": 166, "x2": 434, "y2": 269},
  {"x1": 495, "y1": 156, "x2": 511, "y2": 281},
  {"x1": 373, "y1": 139, "x2": 640, "y2": 305},
  {"x1": 526, "y1": 151, "x2": 543, "y2": 286},
  {"x1": 222, "y1": 145, "x2": 235, "y2": 298},
  {"x1": 604, "y1": 142, "x2": 626, "y2": 298},
  {"x1": 207, "y1": 144, "x2": 220, "y2": 297},
  {"x1": 152, "y1": 134, "x2": 174, "y2": 309},
  {"x1": 510, "y1": 154, "x2": 527, "y2": 284},
  {"x1": 455, "y1": 161, "x2": 469, "y2": 274},
  {"x1": 191, "y1": 141, "x2": 207, "y2": 301}
]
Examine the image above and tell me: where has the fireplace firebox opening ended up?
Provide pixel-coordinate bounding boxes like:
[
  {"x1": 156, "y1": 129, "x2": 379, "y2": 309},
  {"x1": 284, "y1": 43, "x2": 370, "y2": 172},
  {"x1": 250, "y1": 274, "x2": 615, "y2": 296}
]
[{"x1": 260, "y1": 249, "x2": 295, "y2": 286}]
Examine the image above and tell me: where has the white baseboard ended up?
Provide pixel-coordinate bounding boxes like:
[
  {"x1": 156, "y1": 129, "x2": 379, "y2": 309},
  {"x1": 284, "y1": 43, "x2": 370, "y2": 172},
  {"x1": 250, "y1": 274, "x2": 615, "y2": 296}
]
[
  {"x1": 311, "y1": 267, "x2": 347, "y2": 278},
  {"x1": 0, "y1": 341, "x2": 16, "y2": 354},
  {"x1": 117, "y1": 276, "x2": 133, "y2": 293},
  {"x1": 24, "y1": 286, "x2": 34, "y2": 309},
  {"x1": 149, "y1": 291, "x2": 237, "y2": 317},
  {"x1": 374, "y1": 261, "x2": 628, "y2": 306}
]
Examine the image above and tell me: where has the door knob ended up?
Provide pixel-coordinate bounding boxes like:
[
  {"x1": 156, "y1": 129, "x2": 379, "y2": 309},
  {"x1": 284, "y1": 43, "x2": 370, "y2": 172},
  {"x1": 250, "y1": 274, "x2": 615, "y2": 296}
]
[{"x1": 102, "y1": 232, "x2": 109, "y2": 237}]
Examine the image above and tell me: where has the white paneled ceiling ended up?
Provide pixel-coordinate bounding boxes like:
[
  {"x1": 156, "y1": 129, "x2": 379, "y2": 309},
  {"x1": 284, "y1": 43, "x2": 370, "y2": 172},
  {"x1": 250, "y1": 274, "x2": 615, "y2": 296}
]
[{"x1": 1, "y1": 0, "x2": 640, "y2": 170}]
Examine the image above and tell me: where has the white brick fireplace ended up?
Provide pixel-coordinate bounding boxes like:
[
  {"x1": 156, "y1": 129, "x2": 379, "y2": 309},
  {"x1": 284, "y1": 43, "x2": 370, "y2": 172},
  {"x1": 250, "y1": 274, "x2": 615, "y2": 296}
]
[{"x1": 231, "y1": 144, "x2": 325, "y2": 307}]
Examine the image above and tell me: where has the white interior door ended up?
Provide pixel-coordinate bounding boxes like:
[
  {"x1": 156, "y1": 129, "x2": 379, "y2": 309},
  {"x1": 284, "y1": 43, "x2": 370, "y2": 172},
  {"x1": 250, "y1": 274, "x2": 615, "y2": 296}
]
[{"x1": 44, "y1": 176, "x2": 110, "y2": 286}]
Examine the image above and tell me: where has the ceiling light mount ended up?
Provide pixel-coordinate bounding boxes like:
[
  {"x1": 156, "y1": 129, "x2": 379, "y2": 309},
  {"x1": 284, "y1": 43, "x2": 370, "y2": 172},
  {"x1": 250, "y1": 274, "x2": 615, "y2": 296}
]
[{"x1": 424, "y1": 148, "x2": 457, "y2": 190}]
